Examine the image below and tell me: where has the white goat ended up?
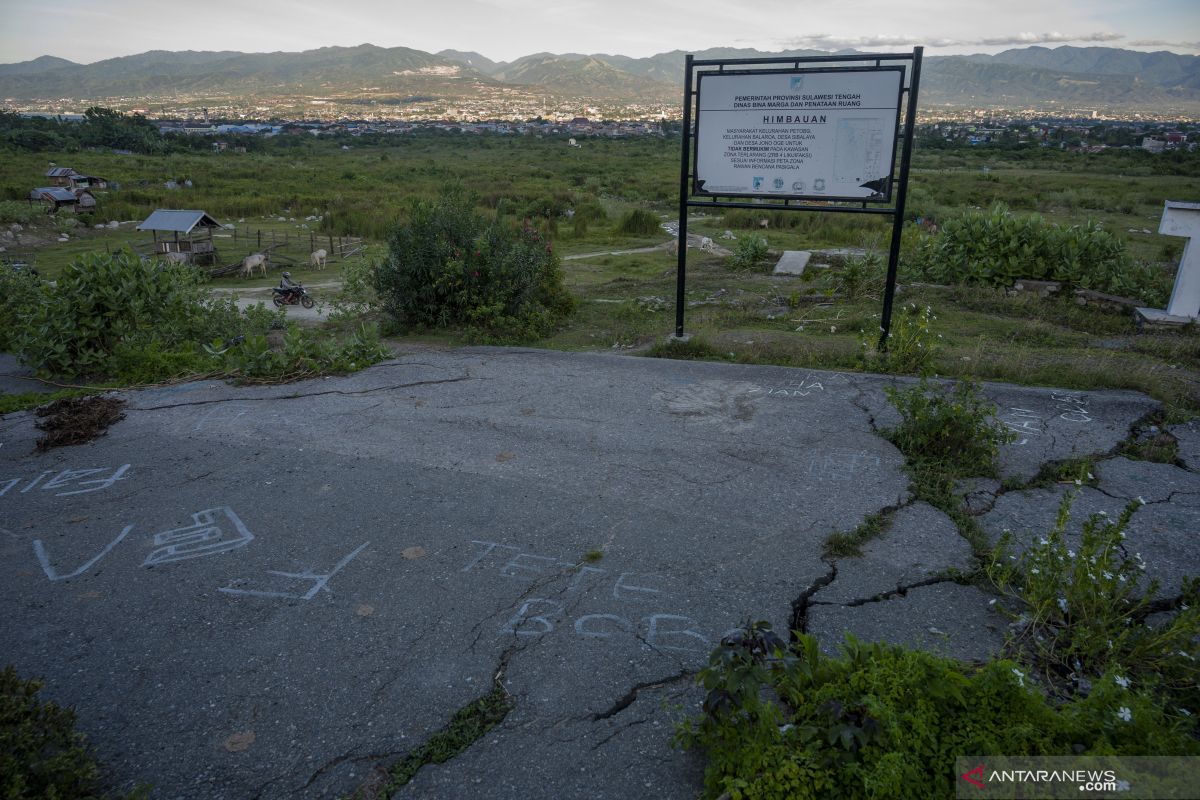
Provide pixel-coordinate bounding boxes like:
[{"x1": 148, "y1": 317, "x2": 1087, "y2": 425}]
[{"x1": 309, "y1": 249, "x2": 327, "y2": 270}]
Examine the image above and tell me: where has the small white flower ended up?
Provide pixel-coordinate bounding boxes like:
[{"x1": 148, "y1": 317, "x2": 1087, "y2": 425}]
[
  {"x1": 1137, "y1": 496, "x2": 1147, "y2": 506},
  {"x1": 1119, "y1": 531, "x2": 1126, "y2": 539},
  {"x1": 1075, "y1": 479, "x2": 1082, "y2": 486},
  {"x1": 1115, "y1": 675, "x2": 1129, "y2": 689},
  {"x1": 1058, "y1": 598, "x2": 1069, "y2": 614},
  {"x1": 1099, "y1": 510, "x2": 1108, "y2": 517},
  {"x1": 1182, "y1": 604, "x2": 1190, "y2": 611},
  {"x1": 1103, "y1": 571, "x2": 1113, "y2": 580},
  {"x1": 988, "y1": 598, "x2": 997, "y2": 605},
  {"x1": 1067, "y1": 549, "x2": 1076, "y2": 558},
  {"x1": 1181, "y1": 708, "x2": 1193, "y2": 717},
  {"x1": 1012, "y1": 668, "x2": 1025, "y2": 687},
  {"x1": 1031, "y1": 568, "x2": 1040, "y2": 574},
  {"x1": 1039, "y1": 537, "x2": 1049, "y2": 545},
  {"x1": 1118, "y1": 574, "x2": 1127, "y2": 583},
  {"x1": 1087, "y1": 472, "x2": 1095, "y2": 480},
  {"x1": 1107, "y1": 639, "x2": 1114, "y2": 649},
  {"x1": 1116, "y1": 706, "x2": 1132, "y2": 722}
]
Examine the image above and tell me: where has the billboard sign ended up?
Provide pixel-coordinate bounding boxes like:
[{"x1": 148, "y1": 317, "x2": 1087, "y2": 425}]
[{"x1": 694, "y1": 67, "x2": 904, "y2": 202}]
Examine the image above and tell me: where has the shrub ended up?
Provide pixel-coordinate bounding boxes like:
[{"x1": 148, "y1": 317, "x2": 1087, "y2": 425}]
[
  {"x1": 616, "y1": 208, "x2": 661, "y2": 236},
  {"x1": 8, "y1": 249, "x2": 387, "y2": 384},
  {"x1": 1, "y1": 665, "x2": 108, "y2": 799},
  {"x1": 0, "y1": 200, "x2": 35, "y2": 225},
  {"x1": 11, "y1": 250, "x2": 226, "y2": 378},
  {"x1": 0, "y1": 267, "x2": 41, "y2": 352},
  {"x1": 859, "y1": 303, "x2": 939, "y2": 375},
  {"x1": 727, "y1": 235, "x2": 769, "y2": 271},
  {"x1": 901, "y1": 205, "x2": 1169, "y2": 305},
  {"x1": 675, "y1": 622, "x2": 1198, "y2": 800},
  {"x1": 884, "y1": 377, "x2": 1014, "y2": 478},
  {"x1": 374, "y1": 190, "x2": 574, "y2": 341},
  {"x1": 988, "y1": 486, "x2": 1200, "y2": 712}
]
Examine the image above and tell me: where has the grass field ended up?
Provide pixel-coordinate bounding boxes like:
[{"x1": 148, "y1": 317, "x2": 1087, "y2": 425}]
[{"x1": 3, "y1": 135, "x2": 1199, "y2": 416}]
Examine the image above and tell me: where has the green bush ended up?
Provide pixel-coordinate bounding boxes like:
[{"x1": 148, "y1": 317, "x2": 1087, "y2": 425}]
[
  {"x1": 1, "y1": 665, "x2": 109, "y2": 799},
  {"x1": 901, "y1": 205, "x2": 1169, "y2": 305},
  {"x1": 0, "y1": 200, "x2": 35, "y2": 225},
  {"x1": 727, "y1": 236, "x2": 769, "y2": 271},
  {"x1": 0, "y1": 267, "x2": 41, "y2": 352},
  {"x1": 11, "y1": 250, "x2": 227, "y2": 378},
  {"x1": 374, "y1": 190, "x2": 574, "y2": 341},
  {"x1": 616, "y1": 208, "x2": 661, "y2": 236},
  {"x1": 884, "y1": 377, "x2": 1014, "y2": 478},
  {"x1": 675, "y1": 623, "x2": 1198, "y2": 800},
  {"x1": 860, "y1": 303, "x2": 939, "y2": 375},
  {"x1": 7, "y1": 249, "x2": 387, "y2": 383},
  {"x1": 989, "y1": 487, "x2": 1200, "y2": 712}
]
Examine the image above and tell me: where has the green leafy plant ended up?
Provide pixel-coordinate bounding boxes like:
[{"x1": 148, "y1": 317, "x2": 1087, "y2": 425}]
[
  {"x1": 374, "y1": 189, "x2": 574, "y2": 341},
  {"x1": 988, "y1": 485, "x2": 1199, "y2": 712},
  {"x1": 615, "y1": 208, "x2": 661, "y2": 236},
  {"x1": 1, "y1": 665, "x2": 148, "y2": 799},
  {"x1": 860, "y1": 303, "x2": 939, "y2": 375},
  {"x1": 884, "y1": 377, "x2": 1014, "y2": 478},
  {"x1": 901, "y1": 204, "x2": 1169, "y2": 305},
  {"x1": 676, "y1": 623, "x2": 1198, "y2": 800},
  {"x1": 727, "y1": 235, "x2": 769, "y2": 271}
]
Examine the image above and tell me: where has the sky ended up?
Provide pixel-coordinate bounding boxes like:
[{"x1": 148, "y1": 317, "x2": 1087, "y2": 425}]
[{"x1": 0, "y1": 0, "x2": 1197, "y2": 65}]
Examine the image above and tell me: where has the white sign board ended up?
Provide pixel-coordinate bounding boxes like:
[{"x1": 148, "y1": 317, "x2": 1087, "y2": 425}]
[{"x1": 695, "y1": 68, "x2": 904, "y2": 201}]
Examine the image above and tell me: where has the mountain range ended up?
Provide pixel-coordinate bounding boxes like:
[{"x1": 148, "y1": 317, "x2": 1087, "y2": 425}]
[{"x1": 1, "y1": 43, "x2": 1198, "y2": 114}]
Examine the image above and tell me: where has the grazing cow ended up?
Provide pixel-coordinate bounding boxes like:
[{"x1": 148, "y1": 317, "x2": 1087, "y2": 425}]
[
  {"x1": 758, "y1": 218, "x2": 769, "y2": 229},
  {"x1": 241, "y1": 253, "x2": 267, "y2": 278},
  {"x1": 309, "y1": 249, "x2": 327, "y2": 270}
]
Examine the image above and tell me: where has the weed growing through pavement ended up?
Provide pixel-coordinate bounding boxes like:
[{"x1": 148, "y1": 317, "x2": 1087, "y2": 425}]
[
  {"x1": 987, "y1": 482, "x2": 1200, "y2": 713},
  {"x1": 860, "y1": 303, "x2": 939, "y2": 375}
]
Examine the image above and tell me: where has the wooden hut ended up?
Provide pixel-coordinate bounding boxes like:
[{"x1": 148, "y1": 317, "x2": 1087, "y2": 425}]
[
  {"x1": 136, "y1": 209, "x2": 222, "y2": 265},
  {"x1": 29, "y1": 186, "x2": 93, "y2": 213}
]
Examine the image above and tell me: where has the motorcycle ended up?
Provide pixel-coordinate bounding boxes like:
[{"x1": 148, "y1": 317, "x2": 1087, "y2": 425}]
[{"x1": 272, "y1": 282, "x2": 314, "y2": 309}]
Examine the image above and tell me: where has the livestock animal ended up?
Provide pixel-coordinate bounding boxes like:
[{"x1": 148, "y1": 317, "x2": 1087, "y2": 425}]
[
  {"x1": 241, "y1": 252, "x2": 268, "y2": 278},
  {"x1": 699, "y1": 236, "x2": 716, "y2": 253},
  {"x1": 758, "y1": 218, "x2": 769, "y2": 229},
  {"x1": 309, "y1": 249, "x2": 327, "y2": 270}
]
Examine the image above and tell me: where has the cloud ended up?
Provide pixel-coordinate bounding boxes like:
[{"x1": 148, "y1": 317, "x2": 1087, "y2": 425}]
[
  {"x1": 777, "y1": 31, "x2": 1124, "y2": 51},
  {"x1": 1129, "y1": 39, "x2": 1200, "y2": 50}
]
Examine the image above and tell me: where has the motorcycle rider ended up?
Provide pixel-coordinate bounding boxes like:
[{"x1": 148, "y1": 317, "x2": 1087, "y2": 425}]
[{"x1": 275, "y1": 271, "x2": 298, "y2": 300}]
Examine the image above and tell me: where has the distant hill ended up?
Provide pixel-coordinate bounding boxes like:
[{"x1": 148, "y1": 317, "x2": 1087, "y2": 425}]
[
  {"x1": 2, "y1": 43, "x2": 1198, "y2": 114},
  {"x1": 494, "y1": 54, "x2": 676, "y2": 100},
  {"x1": 0, "y1": 55, "x2": 78, "y2": 76}
]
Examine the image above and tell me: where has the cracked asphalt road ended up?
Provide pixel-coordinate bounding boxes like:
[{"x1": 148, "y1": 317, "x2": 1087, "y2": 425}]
[{"x1": 1, "y1": 348, "x2": 1195, "y2": 798}]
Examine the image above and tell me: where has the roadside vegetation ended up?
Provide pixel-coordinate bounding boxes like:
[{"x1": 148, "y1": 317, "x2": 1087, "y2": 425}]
[{"x1": 2, "y1": 111, "x2": 1200, "y2": 796}]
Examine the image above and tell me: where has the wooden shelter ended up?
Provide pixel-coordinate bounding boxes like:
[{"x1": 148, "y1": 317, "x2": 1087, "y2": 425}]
[
  {"x1": 28, "y1": 186, "x2": 94, "y2": 213},
  {"x1": 137, "y1": 209, "x2": 222, "y2": 265}
]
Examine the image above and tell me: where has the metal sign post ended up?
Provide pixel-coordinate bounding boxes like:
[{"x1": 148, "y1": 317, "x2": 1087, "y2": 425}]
[{"x1": 673, "y1": 48, "x2": 922, "y2": 349}]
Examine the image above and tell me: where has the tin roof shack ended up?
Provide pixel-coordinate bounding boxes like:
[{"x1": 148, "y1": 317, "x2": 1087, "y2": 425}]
[
  {"x1": 45, "y1": 166, "x2": 77, "y2": 187},
  {"x1": 137, "y1": 209, "x2": 222, "y2": 265},
  {"x1": 29, "y1": 186, "x2": 94, "y2": 214}
]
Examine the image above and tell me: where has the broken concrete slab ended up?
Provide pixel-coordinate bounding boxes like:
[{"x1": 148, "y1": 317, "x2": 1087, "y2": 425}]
[
  {"x1": 813, "y1": 502, "x2": 974, "y2": 604},
  {"x1": 985, "y1": 383, "x2": 1158, "y2": 481},
  {"x1": 0, "y1": 349, "x2": 1190, "y2": 798},
  {"x1": 772, "y1": 250, "x2": 811, "y2": 276},
  {"x1": 979, "y1": 480, "x2": 1199, "y2": 597},
  {"x1": 1095, "y1": 457, "x2": 1200, "y2": 506},
  {"x1": 807, "y1": 582, "x2": 1005, "y2": 662},
  {"x1": 1170, "y1": 421, "x2": 1200, "y2": 472}
]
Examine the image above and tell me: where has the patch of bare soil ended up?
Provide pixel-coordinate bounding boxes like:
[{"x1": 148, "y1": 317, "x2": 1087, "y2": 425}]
[{"x1": 35, "y1": 395, "x2": 126, "y2": 451}]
